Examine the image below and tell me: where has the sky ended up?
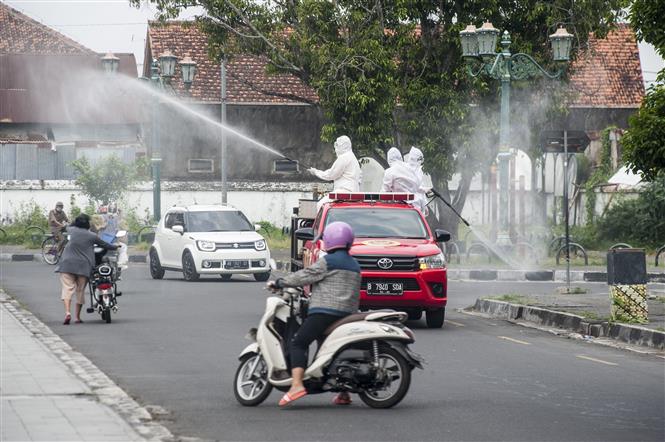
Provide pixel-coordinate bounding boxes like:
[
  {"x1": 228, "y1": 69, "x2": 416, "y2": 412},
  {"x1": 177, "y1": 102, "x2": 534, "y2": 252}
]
[{"x1": 4, "y1": 0, "x2": 664, "y2": 85}]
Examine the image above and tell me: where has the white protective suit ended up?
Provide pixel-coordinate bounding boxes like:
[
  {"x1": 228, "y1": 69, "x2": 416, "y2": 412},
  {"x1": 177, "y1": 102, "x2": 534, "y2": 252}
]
[
  {"x1": 407, "y1": 146, "x2": 430, "y2": 214},
  {"x1": 309, "y1": 135, "x2": 361, "y2": 192},
  {"x1": 381, "y1": 147, "x2": 418, "y2": 194}
]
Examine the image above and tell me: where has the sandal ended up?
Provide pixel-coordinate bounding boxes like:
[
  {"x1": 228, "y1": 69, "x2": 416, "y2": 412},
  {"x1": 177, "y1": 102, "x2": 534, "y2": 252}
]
[
  {"x1": 332, "y1": 393, "x2": 352, "y2": 405},
  {"x1": 63, "y1": 314, "x2": 71, "y2": 325},
  {"x1": 75, "y1": 319, "x2": 84, "y2": 324},
  {"x1": 278, "y1": 389, "x2": 307, "y2": 407}
]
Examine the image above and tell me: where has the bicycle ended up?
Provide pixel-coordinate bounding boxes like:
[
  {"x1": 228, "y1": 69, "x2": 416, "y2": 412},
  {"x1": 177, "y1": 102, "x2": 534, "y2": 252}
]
[{"x1": 41, "y1": 231, "x2": 68, "y2": 265}]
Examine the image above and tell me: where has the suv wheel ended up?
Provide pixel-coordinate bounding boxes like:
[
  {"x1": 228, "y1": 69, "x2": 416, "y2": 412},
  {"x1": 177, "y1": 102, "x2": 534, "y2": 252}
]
[
  {"x1": 182, "y1": 251, "x2": 200, "y2": 281},
  {"x1": 253, "y1": 272, "x2": 271, "y2": 282},
  {"x1": 426, "y1": 308, "x2": 445, "y2": 328},
  {"x1": 149, "y1": 248, "x2": 165, "y2": 280}
]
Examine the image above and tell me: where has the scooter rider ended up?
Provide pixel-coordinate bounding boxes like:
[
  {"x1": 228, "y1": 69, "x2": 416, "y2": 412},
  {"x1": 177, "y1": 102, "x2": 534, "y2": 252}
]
[{"x1": 267, "y1": 221, "x2": 361, "y2": 407}]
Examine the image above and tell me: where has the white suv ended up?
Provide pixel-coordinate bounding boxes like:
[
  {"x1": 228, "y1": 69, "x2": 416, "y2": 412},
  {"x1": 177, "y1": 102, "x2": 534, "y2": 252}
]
[{"x1": 149, "y1": 205, "x2": 271, "y2": 282}]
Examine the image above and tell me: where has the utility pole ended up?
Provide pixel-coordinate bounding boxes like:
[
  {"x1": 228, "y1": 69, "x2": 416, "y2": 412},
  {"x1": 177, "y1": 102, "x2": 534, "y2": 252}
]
[{"x1": 221, "y1": 57, "x2": 228, "y2": 204}]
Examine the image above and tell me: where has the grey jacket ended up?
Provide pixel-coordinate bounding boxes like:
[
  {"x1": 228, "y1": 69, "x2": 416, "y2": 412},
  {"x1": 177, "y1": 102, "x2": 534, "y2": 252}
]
[
  {"x1": 279, "y1": 250, "x2": 361, "y2": 315},
  {"x1": 55, "y1": 226, "x2": 116, "y2": 277}
]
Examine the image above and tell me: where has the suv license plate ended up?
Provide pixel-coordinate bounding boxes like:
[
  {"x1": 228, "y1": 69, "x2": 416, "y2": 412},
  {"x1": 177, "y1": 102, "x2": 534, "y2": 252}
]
[
  {"x1": 367, "y1": 282, "x2": 403, "y2": 296},
  {"x1": 225, "y1": 260, "x2": 249, "y2": 270}
]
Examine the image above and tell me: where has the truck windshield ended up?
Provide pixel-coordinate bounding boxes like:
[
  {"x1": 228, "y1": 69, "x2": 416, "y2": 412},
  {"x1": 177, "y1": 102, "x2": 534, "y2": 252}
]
[
  {"x1": 187, "y1": 211, "x2": 253, "y2": 232},
  {"x1": 325, "y1": 208, "x2": 428, "y2": 239}
]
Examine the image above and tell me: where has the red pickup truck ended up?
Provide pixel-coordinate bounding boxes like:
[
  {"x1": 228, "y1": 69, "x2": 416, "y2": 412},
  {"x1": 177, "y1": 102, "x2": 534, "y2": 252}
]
[{"x1": 290, "y1": 193, "x2": 451, "y2": 328}]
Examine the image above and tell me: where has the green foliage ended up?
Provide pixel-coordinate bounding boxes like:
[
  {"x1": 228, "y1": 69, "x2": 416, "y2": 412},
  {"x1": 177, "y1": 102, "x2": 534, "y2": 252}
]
[
  {"x1": 596, "y1": 175, "x2": 665, "y2": 248},
  {"x1": 0, "y1": 201, "x2": 48, "y2": 247},
  {"x1": 621, "y1": 84, "x2": 665, "y2": 181},
  {"x1": 630, "y1": 0, "x2": 665, "y2": 58},
  {"x1": 256, "y1": 221, "x2": 290, "y2": 250},
  {"x1": 71, "y1": 156, "x2": 148, "y2": 206},
  {"x1": 584, "y1": 126, "x2": 615, "y2": 225}
]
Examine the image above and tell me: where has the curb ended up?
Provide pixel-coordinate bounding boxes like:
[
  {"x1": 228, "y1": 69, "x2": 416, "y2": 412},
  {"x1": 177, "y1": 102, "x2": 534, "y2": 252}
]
[
  {"x1": 471, "y1": 298, "x2": 665, "y2": 350},
  {"x1": 0, "y1": 290, "x2": 175, "y2": 441}
]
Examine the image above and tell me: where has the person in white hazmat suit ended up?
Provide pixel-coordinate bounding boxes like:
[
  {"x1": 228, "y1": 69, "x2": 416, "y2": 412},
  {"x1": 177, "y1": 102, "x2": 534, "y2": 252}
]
[
  {"x1": 406, "y1": 146, "x2": 431, "y2": 214},
  {"x1": 309, "y1": 135, "x2": 361, "y2": 208},
  {"x1": 381, "y1": 147, "x2": 418, "y2": 193}
]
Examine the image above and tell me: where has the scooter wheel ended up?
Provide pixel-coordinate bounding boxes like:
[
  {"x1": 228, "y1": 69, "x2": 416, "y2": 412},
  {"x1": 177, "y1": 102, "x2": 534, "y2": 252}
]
[
  {"x1": 358, "y1": 347, "x2": 411, "y2": 409},
  {"x1": 233, "y1": 353, "x2": 272, "y2": 406}
]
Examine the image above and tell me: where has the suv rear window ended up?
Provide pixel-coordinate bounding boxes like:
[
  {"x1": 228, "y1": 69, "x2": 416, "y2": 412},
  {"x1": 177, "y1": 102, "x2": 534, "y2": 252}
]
[
  {"x1": 325, "y1": 208, "x2": 428, "y2": 239},
  {"x1": 186, "y1": 211, "x2": 253, "y2": 232}
]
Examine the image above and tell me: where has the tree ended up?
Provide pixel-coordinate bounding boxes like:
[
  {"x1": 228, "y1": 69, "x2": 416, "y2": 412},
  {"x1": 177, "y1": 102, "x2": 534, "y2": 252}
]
[
  {"x1": 623, "y1": 0, "x2": 665, "y2": 181},
  {"x1": 71, "y1": 156, "x2": 148, "y2": 206},
  {"x1": 133, "y1": 0, "x2": 627, "y2": 231}
]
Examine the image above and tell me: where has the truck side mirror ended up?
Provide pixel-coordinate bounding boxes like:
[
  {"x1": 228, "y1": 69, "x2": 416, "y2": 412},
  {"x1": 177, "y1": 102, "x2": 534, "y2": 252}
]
[
  {"x1": 435, "y1": 229, "x2": 451, "y2": 243},
  {"x1": 295, "y1": 227, "x2": 314, "y2": 241}
]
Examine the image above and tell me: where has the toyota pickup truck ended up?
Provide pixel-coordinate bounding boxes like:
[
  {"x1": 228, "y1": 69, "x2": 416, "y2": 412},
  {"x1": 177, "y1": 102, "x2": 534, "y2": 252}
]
[{"x1": 290, "y1": 192, "x2": 451, "y2": 328}]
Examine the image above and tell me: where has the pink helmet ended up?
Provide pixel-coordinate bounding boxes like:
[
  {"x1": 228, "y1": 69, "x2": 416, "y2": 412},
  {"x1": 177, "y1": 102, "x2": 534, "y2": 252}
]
[{"x1": 323, "y1": 222, "x2": 355, "y2": 252}]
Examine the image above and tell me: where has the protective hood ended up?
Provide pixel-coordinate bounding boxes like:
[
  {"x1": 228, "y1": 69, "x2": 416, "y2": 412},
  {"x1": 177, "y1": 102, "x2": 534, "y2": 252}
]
[
  {"x1": 334, "y1": 135, "x2": 352, "y2": 156},
  {"x1": 386, "y1": 147, "x2": 403, "y2": 166},
  {"x1": 407, "y1": 146, "x2": 424, "y2": 169}
]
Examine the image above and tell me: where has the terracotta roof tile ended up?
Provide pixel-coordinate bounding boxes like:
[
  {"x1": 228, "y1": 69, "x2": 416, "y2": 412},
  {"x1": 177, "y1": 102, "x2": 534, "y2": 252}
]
[
  {"x1": 146, "y1": 21, "x2": 318, "y2": 104},
  {"x1": 0, "y1": 2, "x2": 95, "y2": 54},
  {"x1": 569, "y1": 24, "x2": 644, "y2": 108}
]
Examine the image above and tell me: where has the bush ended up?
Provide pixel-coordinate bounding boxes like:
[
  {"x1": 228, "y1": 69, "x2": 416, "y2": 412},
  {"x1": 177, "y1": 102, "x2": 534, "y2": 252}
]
[
  {"x1": 597, "y1": 176, "x2": 665, "y2": 249},
  {"x1": 0, "y1": 201, "x2": 49, "y2": 247}
]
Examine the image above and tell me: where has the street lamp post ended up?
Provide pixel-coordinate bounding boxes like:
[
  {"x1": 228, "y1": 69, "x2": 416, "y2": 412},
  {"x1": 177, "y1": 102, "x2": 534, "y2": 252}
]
[
  {"x1": 220, "y1": 57, "x2": 228, "y2": 204},
  {"x1": 142, "y1": 51, "x2": 196, "y2": 222},
  {"x1": 459, "y1": 23, "x2": 573, "y2": 248}
]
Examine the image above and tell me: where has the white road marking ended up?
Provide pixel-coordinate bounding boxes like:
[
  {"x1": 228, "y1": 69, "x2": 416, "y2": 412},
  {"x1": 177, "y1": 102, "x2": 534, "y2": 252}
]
[
  {"x1": 576, "y1": 355, "x2": 618, "y2": 366},
  {"x1": 498, "y1": 336, "x2": 531, "y2": 345},
  {"x1": 446, "y1": 320, "x2": 465, "y2": 327}
]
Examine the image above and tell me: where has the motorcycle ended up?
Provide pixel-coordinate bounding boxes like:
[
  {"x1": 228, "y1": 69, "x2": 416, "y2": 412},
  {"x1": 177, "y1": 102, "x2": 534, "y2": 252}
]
[
  {"x1": 233, "y1": 287, "x2": 424, "y2": 408},
  {"x1": 85, "y1": 230, "x2": 127, "y2": 323}
]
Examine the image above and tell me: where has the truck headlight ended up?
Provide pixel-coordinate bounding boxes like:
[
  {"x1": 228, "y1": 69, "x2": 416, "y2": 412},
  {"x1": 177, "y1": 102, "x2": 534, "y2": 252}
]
[
  {"x1": 254, "y1": 240, "x2": 267, "y2": 251},
  {"x1": 418, "y1": 252, "x2": 446, "y2": 269},
  {"x1": 197, "y1": 240, "x2": 216, "y2": 252}
]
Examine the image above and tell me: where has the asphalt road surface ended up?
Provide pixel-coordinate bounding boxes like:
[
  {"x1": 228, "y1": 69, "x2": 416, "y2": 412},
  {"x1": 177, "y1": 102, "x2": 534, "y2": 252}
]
[{"x1": 1, "y1": 262, "x2": 663, "y2": 441}]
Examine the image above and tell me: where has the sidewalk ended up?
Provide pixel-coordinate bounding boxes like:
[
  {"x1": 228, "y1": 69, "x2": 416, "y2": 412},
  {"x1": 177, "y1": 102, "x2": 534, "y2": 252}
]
[{"x1": 0, "y1": 291, "x2": 172, "y2": 441}]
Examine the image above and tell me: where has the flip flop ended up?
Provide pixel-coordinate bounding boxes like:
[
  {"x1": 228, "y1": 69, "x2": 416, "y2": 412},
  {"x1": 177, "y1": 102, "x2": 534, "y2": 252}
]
[
  {"x1": 75, "y1": 319, "x2": 84, "y2": 324},
  {"x1": 278, "y1": 389, "x2": 307, "y2": 407},
  {"x1": 332, "y1": 393, "x2": 352, "y2": 405},
  {"x1": 63, "y1": 314, "x2": 71, "y2": 325}
]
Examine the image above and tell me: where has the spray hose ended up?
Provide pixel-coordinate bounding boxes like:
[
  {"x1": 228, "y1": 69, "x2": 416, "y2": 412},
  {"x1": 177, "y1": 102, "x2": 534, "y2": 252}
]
[{"x1": 428, "y1": 189, "x2": 471, "y2": 227}]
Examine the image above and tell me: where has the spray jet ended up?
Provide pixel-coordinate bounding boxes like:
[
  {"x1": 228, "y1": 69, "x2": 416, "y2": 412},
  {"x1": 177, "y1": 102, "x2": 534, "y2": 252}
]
[{"x1": 427, "y1": 189, "x2": 471, "y2": 227}]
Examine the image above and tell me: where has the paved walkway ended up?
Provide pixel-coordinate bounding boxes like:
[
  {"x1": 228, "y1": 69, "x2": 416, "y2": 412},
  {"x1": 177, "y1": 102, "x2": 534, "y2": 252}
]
[{"x1": 0, "y1": 296, "x2": 165, "y2": 441}]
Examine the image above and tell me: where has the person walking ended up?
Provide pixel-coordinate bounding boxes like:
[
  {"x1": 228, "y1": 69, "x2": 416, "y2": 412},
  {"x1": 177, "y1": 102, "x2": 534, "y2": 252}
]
[
  {"x1": 55, "y1": 214, "x2": 118, "y2": 325},
  {"x1": 48, "y1": 202, "x2": 69, "y2": 253}
]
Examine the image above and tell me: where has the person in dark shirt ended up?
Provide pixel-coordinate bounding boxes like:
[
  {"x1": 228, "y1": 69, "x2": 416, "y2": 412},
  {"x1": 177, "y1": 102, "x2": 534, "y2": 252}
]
[{"x1": 48, "y1": 202, "x2": 69, "y2": 252}]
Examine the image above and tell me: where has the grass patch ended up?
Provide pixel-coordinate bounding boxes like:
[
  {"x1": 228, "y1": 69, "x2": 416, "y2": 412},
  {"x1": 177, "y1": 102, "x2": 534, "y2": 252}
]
[{"x1": 576, "y1": 311, "x2": 609, "y2": 321}]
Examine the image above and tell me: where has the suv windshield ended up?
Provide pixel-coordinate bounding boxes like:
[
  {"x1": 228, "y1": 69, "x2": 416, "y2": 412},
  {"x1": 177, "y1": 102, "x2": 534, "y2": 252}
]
[
  {"x1": 325, "y1": 208, "x2": 428, "y2": 239},
  {"x1": 186, "y1": 211, "x2": 253, "y2": 232}
]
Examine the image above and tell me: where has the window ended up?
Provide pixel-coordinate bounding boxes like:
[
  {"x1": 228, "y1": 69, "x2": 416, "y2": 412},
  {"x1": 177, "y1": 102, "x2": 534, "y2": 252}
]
[
  {"x1": 325, "y1": 208, "x2": 428, "y2": 239},
  {"x1": 273, "y1": 159, "x2": 299, "y2": 173},
  {"x1": 164, "y1": 212, "x2": 184, "y2": 229},
  {"x1": 164, "y1": 213, "x2": 175, "y2": 229},
  {"x1": 186, "y1": 211, "x2": 253, "y2": 232},
  {"x1": 188, "y1": 159, "x2": 214, "y2": 173}
]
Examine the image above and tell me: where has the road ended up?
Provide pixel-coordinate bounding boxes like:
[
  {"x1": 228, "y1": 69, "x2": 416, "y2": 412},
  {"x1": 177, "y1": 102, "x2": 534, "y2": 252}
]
[{"x1": 1, "y1": 262, "x2": 663, "y2": 441}]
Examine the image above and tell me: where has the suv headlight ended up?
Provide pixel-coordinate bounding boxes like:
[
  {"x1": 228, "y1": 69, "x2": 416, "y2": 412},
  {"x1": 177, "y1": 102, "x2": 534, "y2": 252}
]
[
  {"x1": 196, "y1": 240, "x2": 216, "y2": 252},
  {"x1": 418, "y1": 252, "x2": 446, "y2": 269},
  {"x1": 254, "y1": 240, "x2": 267, "y2": 251}
]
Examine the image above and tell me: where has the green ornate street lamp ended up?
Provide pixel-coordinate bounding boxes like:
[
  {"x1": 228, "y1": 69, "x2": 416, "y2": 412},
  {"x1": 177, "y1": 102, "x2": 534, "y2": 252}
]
[
  {"x1": 141, "y1": 51, "x2": 196, "y2": 221},
  {"x1": 459, "y1": 23, "x2": 573, "y2": 247}
]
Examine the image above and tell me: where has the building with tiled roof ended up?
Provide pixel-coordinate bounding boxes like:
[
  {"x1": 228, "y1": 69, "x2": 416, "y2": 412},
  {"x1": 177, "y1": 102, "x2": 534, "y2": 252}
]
[
  {"x1": 144, "y1": 21, "x2": 318, "y2": 104},
  {"x1": 569, "y1": 24, "x2": 644, "y2": 109},
  {"x1": 0, "y1": 1, "x2": 143, "y2": 181}
]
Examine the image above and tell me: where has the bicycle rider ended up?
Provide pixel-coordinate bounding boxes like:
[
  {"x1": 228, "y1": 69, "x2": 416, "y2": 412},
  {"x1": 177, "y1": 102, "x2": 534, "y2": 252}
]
[{"x1": 48, "y1": 202, "x2": 69, "y2": 253}]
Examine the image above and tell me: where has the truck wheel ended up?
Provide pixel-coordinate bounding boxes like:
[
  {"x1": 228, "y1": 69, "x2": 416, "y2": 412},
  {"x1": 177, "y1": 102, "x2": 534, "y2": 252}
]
[
  {"x1": 407, "y1": 310, "x2": 422, "y2": 321},
  {"x1": 426, "y1": 308, "x2": 445, "y2": 328},
  {"x1": 253, "y1": 272, "x2": 271, "y2": 282}
]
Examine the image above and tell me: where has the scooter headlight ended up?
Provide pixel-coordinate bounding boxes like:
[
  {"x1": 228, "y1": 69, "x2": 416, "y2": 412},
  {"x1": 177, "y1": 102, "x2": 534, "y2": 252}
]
[{"x1": 418, "y1": 252, "x2": 446, "y2": 269}]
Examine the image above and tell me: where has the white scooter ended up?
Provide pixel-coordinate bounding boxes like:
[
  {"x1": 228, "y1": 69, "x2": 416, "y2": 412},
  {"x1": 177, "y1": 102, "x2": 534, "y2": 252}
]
[{"x1": 233, "y1": 287, "x2": 424, "y2": 408}]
